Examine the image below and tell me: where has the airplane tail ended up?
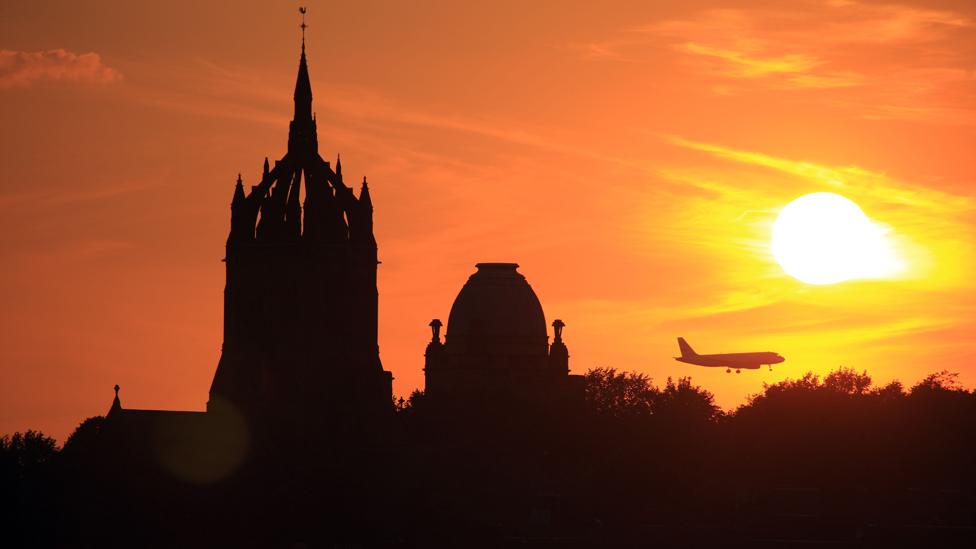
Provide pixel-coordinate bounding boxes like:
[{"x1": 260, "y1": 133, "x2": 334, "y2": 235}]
[{"x1": 677, "y1": 337, "x2": 697, "y2": 358}]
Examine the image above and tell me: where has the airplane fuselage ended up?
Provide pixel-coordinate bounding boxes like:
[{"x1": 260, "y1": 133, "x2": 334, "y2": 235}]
[{"x1": 674, "y1": 352, "x2": 784, "y2": 369}]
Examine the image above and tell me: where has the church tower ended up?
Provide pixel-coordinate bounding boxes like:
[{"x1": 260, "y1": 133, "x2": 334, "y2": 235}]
[{"x1": 210, "y1": 26, "x2": 392, "y2": 436}]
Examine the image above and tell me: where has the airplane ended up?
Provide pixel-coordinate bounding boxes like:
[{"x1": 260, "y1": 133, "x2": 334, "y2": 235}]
[{"x1": 674, "y1": 337, "x2": 784, "y2": 373}]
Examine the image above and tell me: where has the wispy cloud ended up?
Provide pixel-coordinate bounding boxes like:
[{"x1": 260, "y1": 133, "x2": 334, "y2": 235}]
[
  {"x1": 820, "y1": 1, "x2": 971, "y2": 44},
  {"x1": 666, "y1": 135, "x2": 972, "y2": 212},
  {"x1": 0, "y1": 49, "x2": 122, "y2": 88},
  {"x1": 578, "y1": 1, "x2": 976, "y2": 122},
  {"x1": 678, "y1": 42, "x2": 821, "y2": 78},
  {"x1": 131, "y1": 57, "x2": 645, "y2": 175}
]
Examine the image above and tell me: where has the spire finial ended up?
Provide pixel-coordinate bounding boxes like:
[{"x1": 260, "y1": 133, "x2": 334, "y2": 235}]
[
  {"x1": 292, "y1": 7, "x2": 313, "y2": 123},
  {"x1": 109, "y1": 383, "x2": 122, "y2": 415}
]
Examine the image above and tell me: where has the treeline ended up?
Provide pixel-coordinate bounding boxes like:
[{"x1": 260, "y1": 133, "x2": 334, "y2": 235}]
[
  {"x1": 3, "y1": 367, "x2": 975, "y2": 546},
  {"x1": 393, "y1": 367, "x2": 976, "y2": 541},
  {"x1": 580, "y1": 367, "x2": 976, "y2": 536}
]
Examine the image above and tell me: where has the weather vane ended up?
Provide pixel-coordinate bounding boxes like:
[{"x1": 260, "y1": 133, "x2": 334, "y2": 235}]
[{"x1": 299, "y1": 6, "x2": 308, "y2": 43}]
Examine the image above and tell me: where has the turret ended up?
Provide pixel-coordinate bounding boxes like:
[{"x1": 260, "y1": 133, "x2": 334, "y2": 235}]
[
  {"x1": 424, "y1": 319, "x2": 444, "y2": 374},
  {"x1": 228, "y1": 174, "x2": 251, "y2": 243},
  {"x1": 360, "y1": 176, "x2": 372, "y2": 213},
  {"x1": 348, "y1": 177, "x2": 375, "y2": 247},
  {"x1": 548, "y1": 319, "x2": 569, "y2": 374},
  {"x1": 232, "y1": 173, "x2": 245, "y2": 205}
]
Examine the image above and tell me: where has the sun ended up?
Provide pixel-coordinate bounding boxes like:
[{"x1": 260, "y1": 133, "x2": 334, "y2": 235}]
[{"x1": 771, "y1": 192, "x2": 902, "y2": 285}]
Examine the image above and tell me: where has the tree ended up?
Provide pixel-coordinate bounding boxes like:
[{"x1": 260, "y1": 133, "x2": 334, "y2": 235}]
[
  {"x1": 823, "y1": 367, "x2": 872, "y2": 395},
  {"x1": 653, "y1": 376, "x2": 722, "y2": 424},
  {"x1": 62, "y1": 416, "x2": 105, "y2": 458},
  {"x1": 395, "y1": 389, "x2": 427, "y2": 417},
  {"x1": 0, "y1": 430, "x2": 58, "y2": 475},
  {"x1": 870, "y1": 380, "x2": 905, "y2": 401},
  {"x1": 584, "y1": 367, "x2": 658, "y2": 419},
  {"x1": 910, "y1": 370, "x2": 964, "y2": 395}
]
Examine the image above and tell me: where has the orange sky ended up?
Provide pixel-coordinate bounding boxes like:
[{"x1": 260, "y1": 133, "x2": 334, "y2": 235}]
[{"x1": 2, "y1": 1, "x2": 975, "y2": 442}]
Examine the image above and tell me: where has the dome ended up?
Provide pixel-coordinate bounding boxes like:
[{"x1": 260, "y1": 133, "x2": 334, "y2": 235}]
[{"x1": 445, "y1": 263, "x2": 548, "y2": 359}]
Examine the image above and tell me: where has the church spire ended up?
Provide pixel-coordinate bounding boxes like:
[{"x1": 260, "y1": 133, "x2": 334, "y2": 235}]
[
  {"x1": 294, "y1": 44, "x2": 312, "y2": 122},
  {"x1": 232, "y1": 173, "x2": 245, "y2": 206},
  {"x1": 360, "y1": 176, "x2": 372, "y2": 210},
  {"x1": 288, "y1": 7, "x2": 318, "y2": 156},
  {"x1": 293, "y1": 7, "x2": 312, "y2": 123},
  {"x1": 108, "y1": 384, "x2": 122, "y2": 417}
]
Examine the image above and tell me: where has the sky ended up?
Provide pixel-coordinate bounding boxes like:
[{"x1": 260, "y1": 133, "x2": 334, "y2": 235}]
[{"x1": 1, "y1": 0, "x2": 974, "y2": 442}]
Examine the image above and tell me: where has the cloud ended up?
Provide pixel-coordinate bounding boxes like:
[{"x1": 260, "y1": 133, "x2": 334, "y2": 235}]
[
  {"x1": 820, "y1": 1, "x2": 971, "y2": 45},
  {"x1": 678, "y1": 42, "x2": 821, "y2": 78},
  {"x1": 665, "y1": 135, "x2": 972, "y2": 212},
  {"x1": 578, "y1": 1, "x2": 976, "y2": 121},
  {"x1": 0, "y1": 49, "x2": 122, "y2": 88}
]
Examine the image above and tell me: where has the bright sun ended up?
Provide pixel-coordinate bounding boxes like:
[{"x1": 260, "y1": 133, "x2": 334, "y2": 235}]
[{"x1": 772, "y1": 192, "x2": 902, "y2": 285}]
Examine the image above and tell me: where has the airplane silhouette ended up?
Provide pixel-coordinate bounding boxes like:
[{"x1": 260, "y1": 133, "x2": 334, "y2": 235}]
[{"x1": 675, "y1": 337, "x2": 785, "y2": 373}]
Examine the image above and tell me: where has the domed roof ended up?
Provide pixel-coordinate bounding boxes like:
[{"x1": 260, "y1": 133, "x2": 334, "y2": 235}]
[{"x1": 445, "y1": 263, "x2": 548, "y2": 357}]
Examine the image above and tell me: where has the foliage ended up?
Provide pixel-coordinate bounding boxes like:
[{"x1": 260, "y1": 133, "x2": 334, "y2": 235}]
[
  {"x1": 62, "y1": 416, "x2": 105, "y2": 455},
  {"x1": 0, "y1": 430, "x2": 58, "y2": 473},
  {"x1": 395, "y1": 389, "x2": 426, "y2": 411},
  {"x1": 654, "y1": 376, "x2": 722, "y2": 423},
  {"x1": 583, "y1": 368, "x2": 721, "y2": 424},
  {"x1": 584, "y1": 367, "x2": 658, "y2": 419},
  {"x1": 3, "y1": 367, "x2": 975, "y2": 545}
]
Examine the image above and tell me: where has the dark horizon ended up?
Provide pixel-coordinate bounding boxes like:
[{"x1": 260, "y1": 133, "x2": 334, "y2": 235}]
[{"x1": 4, "y1": 1, "x2": 976, "y2": 443}]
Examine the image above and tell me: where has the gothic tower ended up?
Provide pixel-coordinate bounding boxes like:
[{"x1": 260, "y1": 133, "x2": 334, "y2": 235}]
[{"x1": 209, "y1": 34, "x2": 392, "y2": 436}]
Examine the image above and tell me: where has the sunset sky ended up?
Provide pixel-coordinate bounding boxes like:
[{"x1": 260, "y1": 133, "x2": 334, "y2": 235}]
[{"x1": 2, "y1": 0, "x2": 975, "y2": 441}]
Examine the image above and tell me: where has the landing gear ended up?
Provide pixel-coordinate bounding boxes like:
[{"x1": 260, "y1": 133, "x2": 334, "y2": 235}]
[
  {"x1": 768, "y1": 365, "x2": 773, "y2": 372},
  {"x1": 726, "y1": 368, "x2": 731, "y2": 373},
  {"x1": 735, "y1": 369, "x2": 741, "y2": 374}
]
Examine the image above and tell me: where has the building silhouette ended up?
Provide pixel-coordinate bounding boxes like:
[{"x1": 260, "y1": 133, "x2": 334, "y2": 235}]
[
  {"x1": 211, "y1": 36, "x2": 392, "y2": 435},
  {"x1": 424, "y1": 263, "x2": 583, "y2": 413},
  {"x1": 88, "y1": 30, "x2": 588, "y2": 545},
  {"x1": 103, "y1": 33, "x2": 393, "y2": 456}
]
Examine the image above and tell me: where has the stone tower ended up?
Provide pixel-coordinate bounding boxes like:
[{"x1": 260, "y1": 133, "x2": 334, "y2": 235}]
[{"x1": 209, "y1": 36, "x2": 392, "y2": 434}]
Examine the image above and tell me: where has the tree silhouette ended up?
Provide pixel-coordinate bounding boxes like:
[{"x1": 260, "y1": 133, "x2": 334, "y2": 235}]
[
  {"x1": 0, "y1": 430, "x2": 58, "y2": 547},
  {"x1": 583, "y1": 367, "x2": 658, "y2": 419},
  {"x1": 4, "y1": 367, "x2": 975, "y2": 547},
  {"x1": 823, "y1": 366, "x2": 873, "y2": 395},
  {"x1": 653, "y1": 376, "x2": 722, "y2": 424},
  {"x1": 62, "y1": 416, "x2": 105, "y2": 457},
  {"x1": 0, "y1": 430, "x2": 57, "y2": 476}
]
